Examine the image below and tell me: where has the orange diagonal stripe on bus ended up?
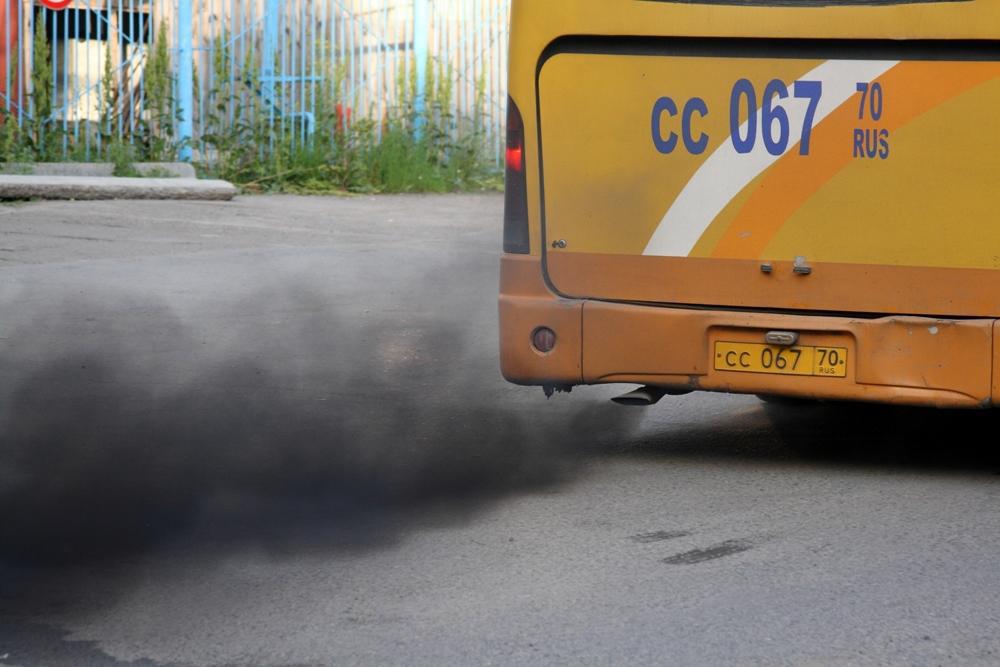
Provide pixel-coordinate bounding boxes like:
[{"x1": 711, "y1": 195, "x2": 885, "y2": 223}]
[{"x1": 710, "y1": 61, "x2": 1000, "y2": 260}]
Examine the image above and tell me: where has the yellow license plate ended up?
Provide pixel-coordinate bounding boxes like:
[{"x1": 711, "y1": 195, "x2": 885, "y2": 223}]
[{"x1": 714, "y1": 342, "x2": 848, "y2": 378}]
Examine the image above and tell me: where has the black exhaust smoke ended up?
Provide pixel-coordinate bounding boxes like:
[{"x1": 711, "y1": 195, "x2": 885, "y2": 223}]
[{"x1": 0, "y1": 261, "x2": 635, "y2": 566}]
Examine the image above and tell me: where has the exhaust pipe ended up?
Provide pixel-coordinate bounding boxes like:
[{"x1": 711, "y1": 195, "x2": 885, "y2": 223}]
[
  {"x1": 611, "y1": 385, "x2": 692, "y2": 406},
  {"x1": 612, "y1": 385, "x2": 669, "y2": 406}
]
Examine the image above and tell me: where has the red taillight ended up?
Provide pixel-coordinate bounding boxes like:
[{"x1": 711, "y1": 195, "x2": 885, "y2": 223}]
[
  {"x1": 503, "y1": 96, "x2": 529, "y2": 254},
  {"x1": 505, "y1": 144, "x2": 523, "y2": 172}
]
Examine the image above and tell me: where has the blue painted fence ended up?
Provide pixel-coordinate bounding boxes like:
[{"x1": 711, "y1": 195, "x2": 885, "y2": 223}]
[{"x1": 0, "y1": 0, "x2": 510, "y2": 164}]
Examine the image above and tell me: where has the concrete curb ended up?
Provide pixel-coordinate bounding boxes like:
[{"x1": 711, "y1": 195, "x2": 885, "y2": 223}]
[
  {"x1": 0, "y1": 175, "x2": 237, "y2": 201},
  {"x1": 0, "y1": 162, "x2": 198, "y2": 178}
]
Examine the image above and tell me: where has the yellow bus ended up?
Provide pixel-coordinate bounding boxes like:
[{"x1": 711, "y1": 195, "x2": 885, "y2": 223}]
[{"x1": 499, "y1": 0, "x2": 1000, "y2": 408}]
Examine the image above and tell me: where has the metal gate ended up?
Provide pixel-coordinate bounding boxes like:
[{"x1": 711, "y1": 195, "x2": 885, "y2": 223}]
[{"x1": 0, "y1": 0, "x2": 509, "y2": 164}]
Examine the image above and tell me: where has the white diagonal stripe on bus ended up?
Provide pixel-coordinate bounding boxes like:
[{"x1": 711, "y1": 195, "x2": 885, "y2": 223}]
[{"x1": 642, "y1": 59, "x2": 898, "y2": 258}]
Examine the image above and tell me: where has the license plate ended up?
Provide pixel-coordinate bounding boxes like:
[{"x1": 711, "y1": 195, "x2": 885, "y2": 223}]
[{"x1": 714, "y1": 342, "x2": 848, "y2": 378}]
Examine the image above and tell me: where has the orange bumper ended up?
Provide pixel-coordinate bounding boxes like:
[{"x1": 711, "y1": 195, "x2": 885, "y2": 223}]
[{"x1": 500, "y1": 255, "x2": 999, "y2": 408}]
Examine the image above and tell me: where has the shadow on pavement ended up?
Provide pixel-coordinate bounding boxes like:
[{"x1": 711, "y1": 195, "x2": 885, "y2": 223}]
[
  {"x1": 619, "y1": 398, "x2": 1000, "y2": 475},
  {"x1": 0, "y1": 617, "x2": 170, "y2": 667}
]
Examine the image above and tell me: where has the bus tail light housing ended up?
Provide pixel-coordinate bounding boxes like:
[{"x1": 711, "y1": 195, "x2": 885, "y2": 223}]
[{"x1": 503, "y1": 96, "x2": 530, "y2": 254}]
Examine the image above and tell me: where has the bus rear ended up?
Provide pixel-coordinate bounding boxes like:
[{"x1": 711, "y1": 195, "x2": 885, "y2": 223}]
[{"x1": 499, "y1": 0, "x2": 1000, "y2": 408}]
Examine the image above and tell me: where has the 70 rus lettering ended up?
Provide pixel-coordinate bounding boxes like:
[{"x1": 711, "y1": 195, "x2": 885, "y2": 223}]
[{"x1": 853, "y1": 82, "x2": 889, "y2": 160}]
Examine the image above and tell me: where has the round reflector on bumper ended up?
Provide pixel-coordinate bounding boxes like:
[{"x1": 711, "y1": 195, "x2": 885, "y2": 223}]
[{"x1": 531, "y1": 327, "x2": 556, "y2": 353}]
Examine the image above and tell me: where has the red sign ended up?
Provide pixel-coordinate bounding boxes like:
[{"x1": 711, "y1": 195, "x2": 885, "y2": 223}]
[{"x1": 40, "y1": 0, "x2": 73, "y2": 9}]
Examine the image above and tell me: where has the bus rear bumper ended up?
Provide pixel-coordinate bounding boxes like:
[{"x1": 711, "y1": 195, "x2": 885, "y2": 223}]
[{"x1": 500, "y1": 255, "x2": 999, "y2": 408}]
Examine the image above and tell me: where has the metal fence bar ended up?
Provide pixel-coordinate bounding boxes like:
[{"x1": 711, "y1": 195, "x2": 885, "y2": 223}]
[
  {"x1": 280, "y1": 0, "x2": 287, "y2": 144},
  {"x1": 60, "y1": 2, "x2": 66, "y2": 152},
  {"x1": 376, "y1": 0, "x2": 382, "y2": 131},
  {"x1": 412, "y1": 0, "x2": 426, "y2": 135},
  {"x1": 360, "y1": 0, "x2": 367, "y2": 119},
  {"x1": 27, "y1": 5, "x2": 33, "y2": 124},
  {"x1": 298, "y1": 0, "x2": 305, "y2": 144},
  {"x1": 289, "y1": 0, "x2": 296, "y2": 147},
  {"x1": 312, "y1": 0, "x2": 319, "y2": 138},
  {"x1": 178, "y1": 0, "x2": 193, "y2": 159},
  {"x1": 16, "y1": 0, "x2": 23, "y2": 125},
  {"x1": 127, "y1": 0, "x2": 133, "y2": 144},
  {"x1": 4, "y1": 0, "x2": 9, "y2": 116},
  {"x1": 85, "y1": 0, "x2": 91, "y2": 158}
]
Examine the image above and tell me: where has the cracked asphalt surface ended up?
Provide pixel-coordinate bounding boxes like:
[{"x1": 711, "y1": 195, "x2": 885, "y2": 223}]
[{"x1": 1, "y1": 194, "x2": 999, "y2": 665}]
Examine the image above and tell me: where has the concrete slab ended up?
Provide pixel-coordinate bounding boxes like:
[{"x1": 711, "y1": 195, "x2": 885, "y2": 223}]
[
  {"x1": 0, "y1": 175, "x2": 236, "y2": 201},
  {"x1": 0, "y1": 162, "x2": 198, "y2": 178}
]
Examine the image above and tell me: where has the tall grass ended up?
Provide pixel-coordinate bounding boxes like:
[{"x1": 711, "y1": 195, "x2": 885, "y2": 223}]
[{"x1": 198, "y1": 49, "x2": 500, "y2": 194}]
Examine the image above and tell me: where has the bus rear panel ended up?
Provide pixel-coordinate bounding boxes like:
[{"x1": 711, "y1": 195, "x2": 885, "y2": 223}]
[{"x1": 500, "y1": 0, "x2": 1000, "y2": 408}]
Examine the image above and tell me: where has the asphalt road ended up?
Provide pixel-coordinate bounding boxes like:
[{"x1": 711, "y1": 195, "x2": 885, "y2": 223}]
[{"x1": 1, "y1": 194, "x2": 999, "y2": 666}]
